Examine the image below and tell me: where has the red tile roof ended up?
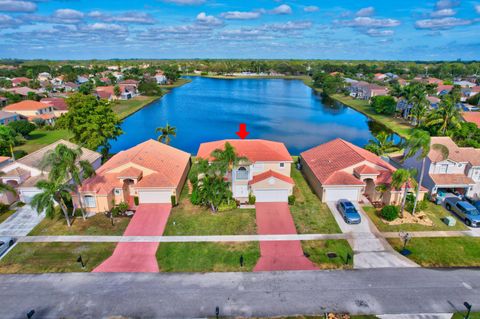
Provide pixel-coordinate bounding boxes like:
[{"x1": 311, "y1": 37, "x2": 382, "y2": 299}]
[
  {"x1": 11, "y1": 77, "x2": 31, "y2": 84},
  {"x1": 429, "y1": 174, "x2": 475, "y2": 186},
  {"x1": 354, "y1": 164, "x2": 380, "y2": 175},
  {"x1": 4, "y1": 100, "x2": 50, "y2": 111},
  {"x1": 40, "y1": 97, "x2": 68, "y2": 111},
  {"x1": 248, "y1": 170, "x2": 294, "y2": 185},
  {"x1": 429, "y1": 136, "x2": 480, "y2": 166},
  {"x1": 197, "y1": 139, "x2": 292, "y2": 162},
  {"x1": 80, "y1": 139, "x2": 190, "y2": 194},
  {"x1": 462, "y1": 112, "x2": 480, "y2": 129},
  {"x1": 323, "y1": 171, "x2": 365, "y2": 186}
]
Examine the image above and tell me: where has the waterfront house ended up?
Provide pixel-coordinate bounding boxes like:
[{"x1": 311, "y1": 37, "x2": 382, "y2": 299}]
[
  {"x1": 0, "y1": 140, "x2": 102, "y2": 204},
  {"x1": 300, "y1": 138, "x2": 424, "y2": 205},
  {"x1": 196, "y1": 139, "x2": 294, "y2": 203},
  {"x1": 4, "y1": 100, "x2": 56, "y2": 125},
  {"x1": 402, "y1": 136, "x2": 480, "y2": 199},
  {"x1": 75, "y1": 139, "x2": 190, "y2": 214},
  {"x1": 349, "y1": 81, "x2": 388, "y2": 100},
  {"x1": 155, "y1": 72, "x2": 168, "y2": 84}
]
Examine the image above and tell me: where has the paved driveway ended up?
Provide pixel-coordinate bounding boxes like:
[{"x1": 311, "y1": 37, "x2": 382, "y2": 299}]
[
  {"x1": 93, "y1": 204, "x2": 171, "y2": 273},
  {"x1": 0, "y1": 205, "x2": 45, "y2": 237},
  {"x1": 327, "y1": 202, "x2": 418, "y2": 269},
  {"x1": 254, "y1": 202, "x2": 317, "y2": 271}
]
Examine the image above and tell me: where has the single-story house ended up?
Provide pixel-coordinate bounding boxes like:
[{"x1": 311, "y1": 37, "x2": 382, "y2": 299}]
[
  {"x1": 75, "y1": 139, "x2": 190, "y2": 214},
  {"x1": 4, "y1": 100, "x2": 56, "y2": 125},
  {"x1": 11, "y1": 77, "x2": 31, "y2": 87},
  {"x1": 300, "y1": 138, "x2": 425, "y2": 204},
  {"x1": 196, "y1": 139, "x2": 294, "y2": 203},
  {"x1": 0, "y1": 110, "x2": 20, "y2": 125},
  {"x1": 0, "y1": 140, "x2": 102, "y2": 204}
]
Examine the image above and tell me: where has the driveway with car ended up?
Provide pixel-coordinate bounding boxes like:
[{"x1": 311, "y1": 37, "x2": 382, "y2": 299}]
[
  {"x1": 0, "y1": 205, "x2": 45, "y2": 237},
  {"x1": 327, "y1": 201, "x2": 418, "y2": 269},
  {"x1": 93, "y1": 204, "x2": 171, "y2": 273},
  {"x1": 254, "y1": 202, "x2": 318, "y2": 271}
]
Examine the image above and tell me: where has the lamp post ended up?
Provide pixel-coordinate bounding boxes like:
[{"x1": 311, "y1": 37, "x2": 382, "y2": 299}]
[{"x1": 464, "y1": 302, "x2": 472, "y2": 319}]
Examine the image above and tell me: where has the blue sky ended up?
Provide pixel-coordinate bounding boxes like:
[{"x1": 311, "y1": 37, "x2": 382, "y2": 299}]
[{"x1": 0, "y1": 0, "x2": 479, "y2": 60}]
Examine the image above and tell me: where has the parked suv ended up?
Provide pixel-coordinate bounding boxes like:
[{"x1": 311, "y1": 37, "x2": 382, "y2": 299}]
[
  {"x1": 0, "y1": 236, "x2": 14, "y2": 257},
  {"x1": 337, "y1": 199, "x2": 361, "y2": 224},
  {"x1": 445, "y1": 197, "x2": 480, "y2": 227}
]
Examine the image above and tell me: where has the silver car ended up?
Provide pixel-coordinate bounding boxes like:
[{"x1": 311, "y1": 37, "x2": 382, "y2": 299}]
[{"x1": 0, "y1": 236, "x2": 14, "y2": 257}]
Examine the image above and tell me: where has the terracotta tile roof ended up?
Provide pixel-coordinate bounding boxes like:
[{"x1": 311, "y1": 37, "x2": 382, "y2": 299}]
[
  {"x1": 436, "y1": 85, "x2": 453, "y2": 93},
  {"x1": 4, "y1": 100, "x2": 50, "y2": 111},
  {"x1": 301, "y1": 138, "x2": 396, "y2": 185},
  {"x1": 28, "y1": 113, "x2": 56, "y2": 121},
  {"x1": 429, "y1": 136, "x2": 480, "y2": 166},
  {"x1": 5, "y1": 87, "x2": 38, "y2": 96},
  {"x1": 117, "y1": 167, "x2": 143, "y2": 179},
  {"x1": 80, "y1": 139, "x2": 190, "y2": 194},
  {"x1": 462, "y1": 112, "x2": 480, "y2": 129},
  {"x1": 323, "y1": 171, "x2": 365, "y2": 186},
  {"x1": 429, "y1": 174, "x2": 475, "y2": 186},
  {"x1": 248, "y1": 170, "x2": 294, "y2": 185},
  {"x1": 0, "y1": 156, "x2": 10, "y2": 165},
  {"x1": 354, "y1": 164, "x2": 380, "y2": 175},
  {"x1": 40, "y1": 97, "x2": 68, "y2": 111},
  {"x1": 11, "y1": 77, "x2": 30, "y2": 84},
  {"x1": 197, "y1": 139, "x2": 292, "y2": 162}
]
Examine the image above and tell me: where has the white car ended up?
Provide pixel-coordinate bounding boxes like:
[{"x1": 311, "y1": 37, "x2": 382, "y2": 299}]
[{"x1": 0, "y1": 237, "x2": 14, "y2": 257}]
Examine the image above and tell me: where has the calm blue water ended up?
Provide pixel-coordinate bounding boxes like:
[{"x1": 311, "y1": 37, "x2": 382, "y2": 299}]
[{"x1": 109, "y1": 77, "x2": 398, "y2": 155}]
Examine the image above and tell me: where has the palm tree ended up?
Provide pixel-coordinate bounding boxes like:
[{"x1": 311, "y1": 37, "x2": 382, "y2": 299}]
[
  {"x1": 410, "y1": 93, "x2": 429, "y2": 127},
  {"x1": 391, "y1": 168, "x2": 417, "y2": 218},
  {"x1": 156, "y1": 123, "x2": 176, "y2": 145},
  {"x1": 31, "y1": 180, "x2": 74, "y2": 227},
  {"x1": 365, "y1": 132, "x2": 401, "y2": 156},
  {"x1": 210, "y1": 142, "x2": 248, "y2": 175},
  {"x1": 425, "y1": 95, "x2": 461, "y2": 135},
  {"x1": 404, "y1": 130, "x2": 431, "y2": 215},
  {"x1": 42, "y1": 144, "x2": 95, "y2": 220}
]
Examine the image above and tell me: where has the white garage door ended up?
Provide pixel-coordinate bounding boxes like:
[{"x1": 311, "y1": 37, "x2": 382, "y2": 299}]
[
  {"x1": 138, "y1": 190, "x2": 172, "y2": 204},
  {"x1": 324, "y1": 188, "x2": 360, "y2": 202},
  {"x1": 253, "y1": 189, "x2": 289, "y2": 202},
  {"x1": 20, "y1": 189, "x2": 41, "y2": 203}
]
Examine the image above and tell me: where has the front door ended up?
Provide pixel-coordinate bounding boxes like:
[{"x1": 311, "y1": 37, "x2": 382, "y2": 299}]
[{"x1": 234, "y1": 185, "x2": 248, "y2": 198}]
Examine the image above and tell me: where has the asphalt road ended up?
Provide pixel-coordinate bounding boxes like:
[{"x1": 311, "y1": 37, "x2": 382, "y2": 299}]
[{"x1": 0, "y1": 268, "x2": 479, "y2": 319}]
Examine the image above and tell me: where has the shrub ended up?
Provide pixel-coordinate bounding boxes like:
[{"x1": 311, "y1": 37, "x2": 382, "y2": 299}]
[
  {"x1": 248, "y1": 193, "x2": 256, "y2": 205},
  {"x1": 381, "y1": 205, "x2": 399, "y2": 221},
  {"x1": 171, "y1": 195, "x2": 176, "y2": 207},
  {"x1": 405, "y1": 193, "x2": 428, "y2": 213},
  {"x1": 288, "y1": 195, "x2": 296, "y2": 205},
  {"x1": 8, "y1": 120, "x2": 36, "y2": 137},
  {"x1": 133, "y1": 196, "x2": 139, "y2": 206},
  {"x1": 190, "y1": 189, "x2": 201, "y2": 205},
  {"x1": 117, "y1": 202, "x2": 129, "y2": 214},
  {"x1": 32, "y1": 118, "x2": 45, "y2": 127},
  {"x1": 218, "y1": 200, "x2": 237, "y2": 212},
  {"x1": 0, "y1": 203, "x2": 10, "y2": 214},
  {"x1": 371, "y1": 95, "x2": 396, "y2": 115}
]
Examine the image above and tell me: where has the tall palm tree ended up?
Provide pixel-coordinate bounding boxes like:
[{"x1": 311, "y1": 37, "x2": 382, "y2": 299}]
[
  {"x1": 156, "y1": 123, "x2": 176, "y2": 145},
  {"x1": 391, "y1": 168, "x2": 417, "y2": 218},
  {"x1": 425, "y1": 95, "x2": 461, "y2": 135},
  {"x1": 365, "y1": 132, "x2": 401, "y2": 156},
  {"x1": 210, "y1": 142, "x2": 248, "y2": 175},
  {"x1": 404, "y1": 130, "x2": 431, "y2": 215},
  {"x1": 31, "y1": 180, "x2": 74, "y2": 227},
  {"x1": 410, "y1": 93, "x2": 429, "y2": 127},
  {"x1": 42, "y1": 144, "x2": 95, "y2": 220}
]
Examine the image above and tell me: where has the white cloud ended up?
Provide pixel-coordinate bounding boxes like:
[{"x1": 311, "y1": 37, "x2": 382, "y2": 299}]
[
  {"x1": 435, "y1": 0, "x2": 460, "y2": 10},
  {"x1": 365, "y1": 29, "x2": 394, "y2": 37},
  {"x1": 0, "y1": 0, "x2": 36, "y2": 12},
  {"x1": 80, "y1": 23, "x2": 126, "y2": 33},
  {"x1": 475, "y1": 4, "x2": 480, "y2": 14},
  {"x1": 431, "y1": 8, "x2": 456, "y2": 17},
  {"x1": 53, "y1": 9, "x2": 84, "y2": 20},
  {"x1": 304, "y1": 6, "x2": 319, "y2": 13},
  {"x1": 339, "y1": 16, "x2": 400, "y2": 28},
  {"x1": 88, "y1": 11, "x2": 156, "y2": 24},
  {"x1": 220, "y1": 11, "x2": 261, "y2": 20},
  {"x1": 415, "y1": 17, "x2": 475, "y2": 29},
  {"x1": 356, "y1": 7, "x2": 375, "y2": 17},
  {"x1": 0, "y1": 13, "x2": 22, "y2": 27},
  {"x1": 162, "y1": 0, "x2": 205, "y2": 5},
  {"x1": 196, "y1": 12, "x2": 223, "y2": 26},
  {"x1": 270, "y1": 4, "x2": 292, "y2": 15}
]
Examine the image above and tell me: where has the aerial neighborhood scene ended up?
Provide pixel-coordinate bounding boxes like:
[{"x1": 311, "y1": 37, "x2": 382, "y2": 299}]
[{"x1": 1, "y1": 0, "x2": 480, "y2": 318}]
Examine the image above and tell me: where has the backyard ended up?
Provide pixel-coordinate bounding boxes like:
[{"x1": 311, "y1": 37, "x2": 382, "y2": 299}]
[
  {"x1": 14, "y1": 129, "x2": 73, "y2": 155},
  {"x1": 0, "y1": 242, "x2": 116, "y2": 273},
  {"x1": 111, "y1": 95, "x2": 160, "y2": 120},
  {"x1": 157, "y1": 242, "x2": 260, "y2": 272},
  {"x1": 290, "y1": 165, "x2": 341, "y2": 234},
  {"x1": 364, "y1": 201, "x2": 468, "y2": 232}
]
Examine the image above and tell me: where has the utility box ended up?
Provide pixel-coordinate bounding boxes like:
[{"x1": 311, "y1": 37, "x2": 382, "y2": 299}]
[{"x1": 443, "y1": 216, "x2": 456, "y2": 226}]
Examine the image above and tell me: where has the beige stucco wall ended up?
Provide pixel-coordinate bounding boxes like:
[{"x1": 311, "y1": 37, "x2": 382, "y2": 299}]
[
  {"x1": 250, "y1": 161, "x2": 292, "y2": 177},
  {"x1": 300, "y1": 157, "x2": 325, "y2": 201},
  {"x1": 250, "y1": 178, "x2": 293, "y2": 194}
]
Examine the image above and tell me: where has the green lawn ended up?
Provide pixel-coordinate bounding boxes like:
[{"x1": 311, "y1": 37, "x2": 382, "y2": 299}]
[
  {"x1": 387, "y1": 237, "x2": 480, "y2": 267},
  {"x1": 290, "y1": 165, "x2": 341, "y2": 234},
  {"x1": 157, "y1": 242, "x2": 260, "y2": 272},
  {"x1": 111, "y1": 95, "x2": 160, "y2": 120},
  {"x1": 159, "y1": 78, "x2": 192, "y2": 89},
  {"x1": 28, "y1": 213, "x2": 131, "y2": 236},
  {"x1": 452, "y1": 313, "x2": 480, "y2": 319},
  {"x1": 330, "y1": 94, "x2": 413, "y2": 139},
  {"x1": 0, "y1": 242, "x2": 115, "y2": 273},
  {"x1": 163, "y1": 186, "x2": 257, "y2": 236},
  {"x1": 364, "y1": 201, "x2": 468, "y2": 232},
  {"x1": 14, "y1": 129, "x2": 73, "y2": 154},
  {"x1": 302, "y1": 240, "x2": 353, "y2": 269},
  {"x1": 0, "y1": 210, "x2": 15, "y2": 224}
]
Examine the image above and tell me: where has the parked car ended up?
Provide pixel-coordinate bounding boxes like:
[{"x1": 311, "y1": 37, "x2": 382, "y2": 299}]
[
  {"x1": 445, "y1": 197, "x2": 480, "y2": 227},
  {"x1": 0, "y1": 236, "x2": 14, "y2": 257},
  {"x1": 337, "y1": 199, "x2": 361, "y2": 224}
]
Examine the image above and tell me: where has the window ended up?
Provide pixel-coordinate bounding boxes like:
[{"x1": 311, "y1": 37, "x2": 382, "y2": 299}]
[
  {"x1": 114, "y1": 189, "x2": 121, "y2": 195},
  {"x1": 279, "y1": 163, "x2": 285, "y2": 168},
  {"x1": 438, "y1": 164, "x2": 448, "y2": 174},
  {"x1": 83, "y1": 195, "x2": 96, "y2": 208}
]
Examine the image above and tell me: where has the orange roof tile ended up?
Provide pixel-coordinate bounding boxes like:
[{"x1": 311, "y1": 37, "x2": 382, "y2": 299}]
[
  {"x1": 4, "y1": 100, "x2": 50, "y2": 111},
  {"x1": 462, "y1": 112, "x2": 480, "y2": 129},
  {"x1": 197, "y1": 139, "x2": 292, "y2": 162},
  {"x1": 429, "y1": 174, "x2": 475, "y2": 186},
  {"x1": 429, "y1": 136, "x2": 480, "y2": 166},
  {"x1": 323, "y1": 171, "x2": 365, "y2": 186},
  {"x1": 248, "y1": 170, "x2": 294, "y2": 185},
  {"x1": 354, "y1": 164, "x2": 380, "y2": 175}
]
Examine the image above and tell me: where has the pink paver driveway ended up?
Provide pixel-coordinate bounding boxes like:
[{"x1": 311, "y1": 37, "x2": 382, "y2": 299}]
[
  {"x1": 93, "y1": 203, "x2": 171, "y2": 273},
  {"x1": 254, "y1": 202, "x2": 318, "y2": 272}
]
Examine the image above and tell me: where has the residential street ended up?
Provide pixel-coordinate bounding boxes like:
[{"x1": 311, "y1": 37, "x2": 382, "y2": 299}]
[{"x1": 0, "y1": 268, "x2": 479, "y2": 318}]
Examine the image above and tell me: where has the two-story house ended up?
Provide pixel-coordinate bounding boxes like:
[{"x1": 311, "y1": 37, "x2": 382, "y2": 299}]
[
  {"x1": 3, "y1": 100, "x2": 56, "y2": 125},
  {"x1": 349, "y1": 81, "x2": 388, "y2": 100},
  {"x1": 403, "y1": 136, "x2": 480, "y2": 199},
  {"x1": 0, "y1": 110, "x2": 19, "y2": 125},
  {"x1": 196, "y1": 139, "x2": 294, "y2": 203}
]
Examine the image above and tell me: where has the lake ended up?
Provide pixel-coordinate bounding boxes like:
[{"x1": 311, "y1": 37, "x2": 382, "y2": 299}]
[{"x1": 109, "y1": 76, "x2": 398, "y2": 155}]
